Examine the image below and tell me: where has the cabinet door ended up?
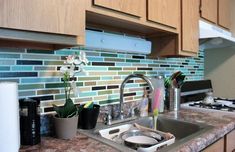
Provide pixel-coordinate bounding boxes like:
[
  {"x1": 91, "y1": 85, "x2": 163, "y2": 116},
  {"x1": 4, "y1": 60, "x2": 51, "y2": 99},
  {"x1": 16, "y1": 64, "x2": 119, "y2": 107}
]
[
  {"x1": 0, "y1": 0, "x2": 85, "y2": 36},
  {"x1": 226, "y1": 129, "x2": 235, "y2": 152},
  {"x1": 93, "y1": 0, "x2": 144, "y2": 18},
  {"x1": 147, "y1": 0, "x2": 180, "y2": 29},
  {"x1": 202, "y1": 137, "x2": 224, "y2": 152},
  {"x1": 200, "y1": 0, "x2": 217, "y2": 24},
  {"x1": 181, "y1": 0, "x2": 199, "y2": 55},
  {"x1": 218, "y1": 0, "x2": 231, "y2": 29}
]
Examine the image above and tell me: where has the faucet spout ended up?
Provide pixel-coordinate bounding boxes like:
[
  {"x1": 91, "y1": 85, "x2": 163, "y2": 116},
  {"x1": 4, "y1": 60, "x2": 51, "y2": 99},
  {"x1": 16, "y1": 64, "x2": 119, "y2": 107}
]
[{"x1": 119, "y1": 74, "x2": 154, "y2": 119}]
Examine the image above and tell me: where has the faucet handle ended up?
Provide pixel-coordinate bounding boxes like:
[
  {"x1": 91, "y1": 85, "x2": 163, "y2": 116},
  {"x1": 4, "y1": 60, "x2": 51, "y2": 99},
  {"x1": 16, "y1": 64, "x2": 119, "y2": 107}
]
[
  {"x1": 120, "y1": 110, "x2": 124, "y2": 120},
  {"x1": 103, "y1": 110, "x2": 112, "y2": 125}
]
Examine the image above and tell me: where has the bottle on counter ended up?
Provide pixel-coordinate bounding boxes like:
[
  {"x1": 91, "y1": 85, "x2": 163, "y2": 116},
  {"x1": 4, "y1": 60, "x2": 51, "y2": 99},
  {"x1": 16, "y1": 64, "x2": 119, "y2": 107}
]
[
  {"x1": 140, "y1": 90, "x2": 149, "y2": 117},
  {"x1": 150, "y1": 76, "x2": 165, "y2": 113}
]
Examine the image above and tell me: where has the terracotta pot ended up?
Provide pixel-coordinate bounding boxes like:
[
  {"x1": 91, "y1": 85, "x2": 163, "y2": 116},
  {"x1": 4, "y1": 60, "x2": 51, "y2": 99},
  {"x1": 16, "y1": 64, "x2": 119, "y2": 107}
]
[{"x1": 54, "y1": 116, "x2": 78, "y2": 139}]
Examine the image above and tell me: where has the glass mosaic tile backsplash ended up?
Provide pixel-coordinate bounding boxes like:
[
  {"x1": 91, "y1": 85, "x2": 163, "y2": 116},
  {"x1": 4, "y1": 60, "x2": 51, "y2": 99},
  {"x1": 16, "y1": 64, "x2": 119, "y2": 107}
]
[{"x1": 0, "y1": 47, "x2": 204, "y2": 115}]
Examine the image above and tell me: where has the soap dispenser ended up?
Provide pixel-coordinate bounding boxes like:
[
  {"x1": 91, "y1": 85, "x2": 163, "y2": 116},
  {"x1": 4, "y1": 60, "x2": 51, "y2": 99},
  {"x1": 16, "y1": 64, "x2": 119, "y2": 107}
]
[{"x1": 140, "y1": 90, "x2": 149, "y2": 117}]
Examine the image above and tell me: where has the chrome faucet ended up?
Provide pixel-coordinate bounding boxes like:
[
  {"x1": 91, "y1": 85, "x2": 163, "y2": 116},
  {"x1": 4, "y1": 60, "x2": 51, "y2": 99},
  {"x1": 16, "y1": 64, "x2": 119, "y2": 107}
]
[{"x1": 119, "y1": 74, "x2": 155, "y2": 119}]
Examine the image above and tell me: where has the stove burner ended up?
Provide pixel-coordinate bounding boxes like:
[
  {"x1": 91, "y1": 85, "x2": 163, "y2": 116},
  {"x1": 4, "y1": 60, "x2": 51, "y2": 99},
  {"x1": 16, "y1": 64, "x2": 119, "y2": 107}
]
[{"x1": 189, "y1": 101, "x2": 235, "y2": 112}]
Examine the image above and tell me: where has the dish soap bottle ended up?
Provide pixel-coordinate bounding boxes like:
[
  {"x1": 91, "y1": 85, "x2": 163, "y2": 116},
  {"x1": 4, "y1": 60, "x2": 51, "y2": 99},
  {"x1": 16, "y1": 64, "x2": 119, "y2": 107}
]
[{"x1": 140, "y1": 90, "x2": 149, "y2": 117}]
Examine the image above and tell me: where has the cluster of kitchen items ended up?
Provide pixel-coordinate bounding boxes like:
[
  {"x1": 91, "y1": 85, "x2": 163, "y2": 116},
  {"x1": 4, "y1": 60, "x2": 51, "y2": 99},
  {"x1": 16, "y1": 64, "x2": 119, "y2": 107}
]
[{"x1": 165, "y1": 71, "x2": 186, "y2": 111}]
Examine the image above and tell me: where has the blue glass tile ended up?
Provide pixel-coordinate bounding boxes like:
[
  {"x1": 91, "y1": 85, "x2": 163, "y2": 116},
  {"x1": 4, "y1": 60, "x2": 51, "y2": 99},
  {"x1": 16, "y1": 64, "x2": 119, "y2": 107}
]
[
  {"x1": 21, "y1": 78, "x2": 60, "y2": 83},
  {"x1": 12, "y1": 66, "x2": 33, "y2": 71},
  {"x1": 79, "y1": 91, "x2": 97, "y2": 97}
]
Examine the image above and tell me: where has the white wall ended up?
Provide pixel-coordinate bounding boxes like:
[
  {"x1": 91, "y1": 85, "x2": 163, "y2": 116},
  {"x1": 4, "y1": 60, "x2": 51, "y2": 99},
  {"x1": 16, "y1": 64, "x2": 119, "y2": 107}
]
[{"x1": 205, "y1": 47, "x2": 235, "y2": 98}]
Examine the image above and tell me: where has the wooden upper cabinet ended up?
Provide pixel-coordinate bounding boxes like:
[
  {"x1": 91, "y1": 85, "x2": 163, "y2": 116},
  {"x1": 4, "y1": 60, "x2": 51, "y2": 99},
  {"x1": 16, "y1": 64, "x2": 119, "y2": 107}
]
[
  {"x1": 181, "y1": 0, "x2": 199, "y2": 55},
  {"x1": 93, "y1": 0, "x2": 144, "y2": 18},
  {"x1": 147, "y1": 0, "x2": 180, "y2": 29},
  {"x1": 200, "y1": 0, "x2": 217, "y2": 24},
  {"x1": 0, "y1": 0, "x2": 85, "y2": 36},
  {"x1": 218, "y1": 0, "x2": 231, "y2": 29}
]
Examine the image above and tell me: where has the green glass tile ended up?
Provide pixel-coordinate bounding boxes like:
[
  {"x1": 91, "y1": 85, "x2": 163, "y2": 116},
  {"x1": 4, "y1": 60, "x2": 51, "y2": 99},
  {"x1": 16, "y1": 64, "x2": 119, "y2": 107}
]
[
  {"x1": 27, "y1": 49, "x2": 55, "y2": 54},
  {"x1": 12, "y1": 66, "x2": 33, "y2": 71},
  {"x1": 76, "y1": 82, "x2": 83, "y2": 86},
  {"x1": 118, "y1": 71, "x2": 132, "y2": 75},
  {"x1": 126, "y1": 59, "x2": 140, "y2": 63},
  {"x1": 99, "y1": 99, "x2": 119, "y2": 105},
  {"x1": 104, "y1": 58, "x2": 125, "y2": 62},
  {"x1": 118, "y1": 54, "x2": 125, "y2": 58},
  {"x1": 19, "y1": 84, "x2": 44, "y2": 90},
  {"x1": 101, "y1": 53, "x2": 117, "y2": 57},
  {"x1": 22, "y1": 54, "x2": 60, "y2": 60},
  {"x1": 21, "y1": 78, "x2": 60, "y2": 83},
  {"x1": 139, "y1": 83, "x2": 148, "y2": 87},
  {"x1": 134, "y1": 96, "x2": 142, "y2": 100},
  {"x1": 108, "y1": 94, "x2": 119, "y2": 99},
  {"x1": 0, "y1": 79, "x2": 19, "y2": 83},
  {"x1": 19, "y1": 91, "x2": 36, "y2": 97},
  {"x1": 55, "y1": 94, "x2": 66, "y2": 100},
  {"x1": 98, "y1": 90, "x2": 112, "y2": 95},
  {"x1": 34, "y1": 66, "x2": 55, "y2": 71},
  {"x1": 108, "y1": 67, "x2": 122, "y2": 71},
  {"x1": 85, "y1": 52, "x2": 100, "y2": 56},
  {"x1": 37, "y1": 89, "x2": 60, "y2": 95},
  {"x1": 44, "y1": 61, "x2": 64, "y2": 65},
  {"x1": 0, "y1": 48, "x2": 25, "y2": 53},
  {"x1": 0, "y1": 66, "x2": 10, "y2": 71},
  {"x1": 0, "y1": 53, "x2": 20, "y2": 59},
  {"x1": 133, "y1": 71, "x2": 146, "y2": 74},
  {"x1": 79, "y1": 77, "x2": 100, "y2": 81},
  {"x1": 45, "y1": 83, "x2": 65, "y2": 88},
  {"x1": 55, "y1": 49, "x2": 74, "y2": 55}
]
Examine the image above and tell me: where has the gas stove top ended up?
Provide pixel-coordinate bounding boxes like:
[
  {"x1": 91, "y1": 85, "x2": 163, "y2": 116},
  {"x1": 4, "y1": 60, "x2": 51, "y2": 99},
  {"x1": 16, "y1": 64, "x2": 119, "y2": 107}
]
[{"x1": 188, "y1": 98, "x2": 235, "y2": 112}]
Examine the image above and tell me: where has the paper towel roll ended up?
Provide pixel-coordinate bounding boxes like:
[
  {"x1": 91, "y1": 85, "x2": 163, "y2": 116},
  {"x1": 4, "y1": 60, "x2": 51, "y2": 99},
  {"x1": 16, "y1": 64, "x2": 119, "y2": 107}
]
[{"x1": 0, "y1": 82, "x2": 20, "y2": 152}]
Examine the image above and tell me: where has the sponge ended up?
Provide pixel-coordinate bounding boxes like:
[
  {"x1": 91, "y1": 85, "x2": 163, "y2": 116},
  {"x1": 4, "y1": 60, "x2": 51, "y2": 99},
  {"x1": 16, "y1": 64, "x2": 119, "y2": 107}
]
[{"x1": 84, "y1": 101, "x2": 93, "y2": 109}]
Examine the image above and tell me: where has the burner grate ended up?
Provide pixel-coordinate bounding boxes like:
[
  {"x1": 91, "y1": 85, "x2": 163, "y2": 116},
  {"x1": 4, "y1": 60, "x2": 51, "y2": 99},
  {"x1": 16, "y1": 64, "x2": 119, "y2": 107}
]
[{"x1": 189, "y1": 100, "x2": 235, "y2": 112}]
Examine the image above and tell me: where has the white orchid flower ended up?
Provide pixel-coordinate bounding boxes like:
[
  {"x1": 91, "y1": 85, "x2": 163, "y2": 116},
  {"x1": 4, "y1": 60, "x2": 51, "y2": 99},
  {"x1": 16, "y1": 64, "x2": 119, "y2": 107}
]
[
  {"x1": 79, "y1": 51, "x2": 89, "y2": 65},
  {"x1": 68, "y1": 64, "x2": 75, "y2": 77},
  {"x1": 73, "y1": 58, "x2": 82, "y2": 65},
  {"x1": 66, "y1": 55, "x2": 75, "y2": 64},
  {"x1": 60, "y1": 65, "x2": 69, "y2": 74}
]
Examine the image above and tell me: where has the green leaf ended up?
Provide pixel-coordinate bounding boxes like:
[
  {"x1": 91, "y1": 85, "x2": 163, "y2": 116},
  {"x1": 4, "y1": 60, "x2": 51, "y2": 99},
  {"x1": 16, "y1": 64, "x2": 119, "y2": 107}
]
[{"x1": 53, "y1": 98, "x2": 79, "y2": 118}]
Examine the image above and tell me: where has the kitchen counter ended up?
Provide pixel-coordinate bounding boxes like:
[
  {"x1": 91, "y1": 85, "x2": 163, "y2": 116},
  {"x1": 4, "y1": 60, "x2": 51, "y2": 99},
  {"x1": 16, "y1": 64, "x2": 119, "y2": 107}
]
[
  {"x1": 163, "y1": 106, "x2": 235, "y2": 151},
  {"x1": 20, "y1": 133, "x2": 119, "y2": 152},
  {"x1": 20, "y1": 107, "x2": 235, "y2": 152}
]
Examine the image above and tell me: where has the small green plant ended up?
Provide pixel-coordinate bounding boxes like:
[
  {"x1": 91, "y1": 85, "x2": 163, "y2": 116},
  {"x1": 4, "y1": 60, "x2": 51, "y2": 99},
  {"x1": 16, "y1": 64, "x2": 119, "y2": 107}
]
[
  {"x1": 164, "y1": 71, "x2": 186, "y2": 88},
  {"x1": 53, "y1": 51, "x2": 89, "y2": 118}
]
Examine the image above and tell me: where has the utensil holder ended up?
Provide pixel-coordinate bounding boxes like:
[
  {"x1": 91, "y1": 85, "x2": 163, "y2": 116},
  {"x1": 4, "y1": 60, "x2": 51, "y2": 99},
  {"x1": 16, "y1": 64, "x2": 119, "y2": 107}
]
[
  {"x1": 78, "y1": 104, "x2": 100, "y2": 129},
  {"x1": 169, "y1": 88, "x2": 181, "y2": 111}
]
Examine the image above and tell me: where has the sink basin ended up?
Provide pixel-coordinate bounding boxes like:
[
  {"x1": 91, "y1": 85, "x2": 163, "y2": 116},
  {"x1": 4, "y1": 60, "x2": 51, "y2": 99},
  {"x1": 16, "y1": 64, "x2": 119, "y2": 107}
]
[{"x1": 84, "y1": 116, "x2": 213, "y2": 152}]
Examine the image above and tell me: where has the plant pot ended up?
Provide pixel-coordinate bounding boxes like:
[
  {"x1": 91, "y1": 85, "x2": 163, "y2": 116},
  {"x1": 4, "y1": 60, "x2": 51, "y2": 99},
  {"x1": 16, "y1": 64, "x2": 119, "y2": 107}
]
[
  {"x1": 78, "y1": 104, "x2": 100, "y2": 129},
  {"x1": 54, "y1": 116, "x2": 78, "y2": 139}
]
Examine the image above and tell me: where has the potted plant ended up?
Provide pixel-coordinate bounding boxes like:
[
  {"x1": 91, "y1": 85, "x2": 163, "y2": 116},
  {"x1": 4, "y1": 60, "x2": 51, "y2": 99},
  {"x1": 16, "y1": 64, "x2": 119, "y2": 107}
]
[{"x1": 53, "y1": 51, "x2": 88, "y2": 139}]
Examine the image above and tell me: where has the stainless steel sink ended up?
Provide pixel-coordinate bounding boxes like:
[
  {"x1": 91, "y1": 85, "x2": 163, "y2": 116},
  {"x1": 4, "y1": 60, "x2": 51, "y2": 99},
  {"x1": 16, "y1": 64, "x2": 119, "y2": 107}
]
[
  {"x1": 134, "y1": 116, "x2": 213, "y2": 152},
  {"x1": 81, "y1": 115, "x2": 213, "y2": 152}
]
